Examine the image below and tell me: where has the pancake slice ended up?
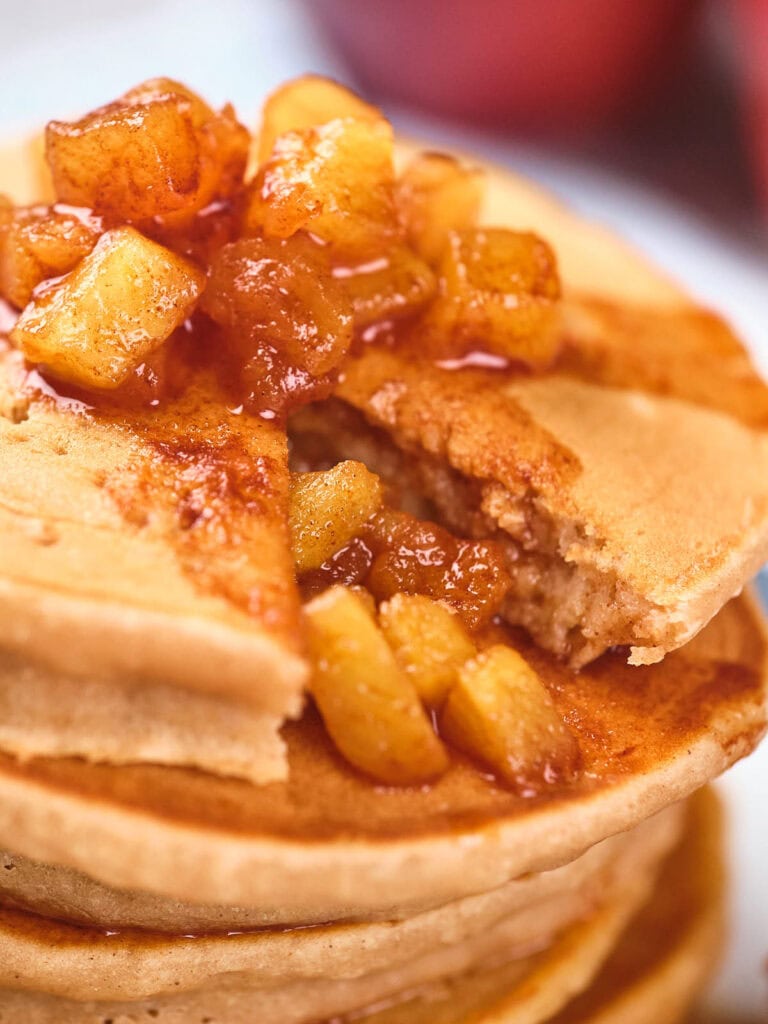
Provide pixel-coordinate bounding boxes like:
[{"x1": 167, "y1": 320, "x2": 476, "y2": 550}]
[
  {"x1": 327, "y1": 318, "x2": 768, "y2": 669},
  {"x1": 0, "y1": 652, "x2": 294, "y2": 784},
  {"x1": 0, "y1": 344, "x2": 307, "y2": 781},
  {"x1": 291, "y1": 145, "x2": 768, "y2": 668}
]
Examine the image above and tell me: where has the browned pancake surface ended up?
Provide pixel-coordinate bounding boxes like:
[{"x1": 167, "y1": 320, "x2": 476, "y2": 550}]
[
  {"x1": 0, "y1": 594, "x2": 761, "y2": 845},
  {"x1": 0, "y1": 344, "x2": 305, "y2": 709}
]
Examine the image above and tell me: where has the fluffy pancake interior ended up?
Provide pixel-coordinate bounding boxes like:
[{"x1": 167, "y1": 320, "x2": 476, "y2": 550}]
[{"x1": 326, "y1": 343, "x2": 768, "y2": 668}]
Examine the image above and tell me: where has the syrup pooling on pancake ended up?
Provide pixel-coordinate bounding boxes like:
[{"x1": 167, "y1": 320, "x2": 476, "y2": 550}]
[{"x1": 1, "y1": 75, "x2": 767, "y2": 791}]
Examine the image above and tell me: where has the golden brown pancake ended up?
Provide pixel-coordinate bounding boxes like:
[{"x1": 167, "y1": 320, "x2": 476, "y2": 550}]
[
  {"x1": 0, "y1": 343, "x2": 306, "y2": 782},
  {"x1": 0, "y1": 808, "x2": 670, "y2": 1021},
  {"x1": 0, "y1": 806, "x2": 679, "y2": 937},
  {"x1": 310, "y1": 351, "x2": 768, "y2": 669},
  {"x1": 1, "y1": 133, "x2": 766, "y2": 789},
  {"x1": 0, "y1": 592, "x2": 760, "y2": 920},
  {"x1": 0, "y1": 103, "x2": 755, "y2": 1024},
  {"x1": 0, "y1": 651, "x2": 299, "y2": 785},
  {"x1": 0, "y1": 343, "x2": 303, "y2": 704},
  {"x1": 320, "y1": 787, "x2": 724, "y2": 1024},
  {"x1": 0, "y1": 138, "x2": 314, "y2": 782},
  {"x1": 310, "y1": 142, "x2": 768, "y2": 668},
  {"x1": 0, "y1": 792, "x2": 715, "y2": 1024},
  {"x1": 0, "y1": 805, "x2": 679, "y2": 932}
]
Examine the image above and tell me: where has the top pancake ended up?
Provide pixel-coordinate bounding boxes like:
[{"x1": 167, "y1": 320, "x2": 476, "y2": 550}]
[
  {"x1": 0, "y1": 344, "x2": 306, "y2": 711},
  {"x1": 326, "y1": 145, "x2": 768, "y2": 667},
  {"x1": 0, "y1": 591, "x2": 762, "y2": 918},
  {"x1": 334, "y1": 353, "x2": 768, "y2": 666}
]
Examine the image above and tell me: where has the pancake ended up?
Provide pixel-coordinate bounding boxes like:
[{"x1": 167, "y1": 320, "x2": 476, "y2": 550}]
[
  {"x1": 305, "y1": 354, "x2": 768, "y2": 670},
  {"x1": 0, "y1": 87, "x2": 757, "y2": 1024},
  {"x1": 0, "y1": 342, "x2": 306, "y2": 782},
  {"x1": 309, "y1": 141, "x2": 768, "y2": 668},
  {"x1": 0, "y1": 791, "x2": 715, "y2": 1024},
  {"x1": 0, "y1": 591, "x2": 761, "y2": 919},
  {"x1": 0, "y1": 809, "x2": 669, "y2": 1021},
  {"x1": 0, "y1": 128, "x2": 765, "y2": 787},
  {"x1": 0, "y1": 652, "x2": 299, "y2": 785},
  {"x1": 0, "y1": 804, "x2": 679, "y2": 932},
  {"x1": 0, "y1": 342, "x2": 304, "y2": 705},
  {"x1": 322, "y1": 787, "x2": 724, "y2": 1024}
]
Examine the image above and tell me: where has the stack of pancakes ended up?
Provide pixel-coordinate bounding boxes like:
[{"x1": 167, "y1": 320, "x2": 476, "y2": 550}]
[{"x1": 0, "y1": 123, "x2": 766, "y2": 1024}]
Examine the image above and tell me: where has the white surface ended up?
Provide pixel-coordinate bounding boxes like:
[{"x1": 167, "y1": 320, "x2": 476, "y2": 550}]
[{"x1": 1, "y1": 0, "x2": 767, "y2": 1015}]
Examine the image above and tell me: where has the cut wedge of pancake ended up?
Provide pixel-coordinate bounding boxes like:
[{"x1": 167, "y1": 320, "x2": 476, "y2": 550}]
[
  {"x1": 328, "y1": 141, "x2": 768, "y2": 669},
  {"x1": 0, "y1": 591, "x2": 761, "y2": 919},
  {"x1": 0, "y1": 792, "x2": 716, "y2": 1024},
  {"x1": 0, "y1": 653, "x2": 297, "y2": 785},
  {"x1": 0, "y1": 135, "x2": 308, "y2": 783},
  {"x1": 0, "y1": 344, "x2": 306, "y2": 782},
  {"x1": 330, "y1": 355, "x2": 768, "y2": 668},
  {"x1": 320, "y1": 148, "x2": 768, "y2": 668},
  {"x1": 0, "y1": 344, "x2": 303, "y2": 705}
]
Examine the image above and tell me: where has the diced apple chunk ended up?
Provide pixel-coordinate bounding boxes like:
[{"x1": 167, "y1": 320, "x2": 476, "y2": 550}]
[
  {"x1": 441, "y1": 644, "x2": 581, "y2": 791},
  {"x1": 0, "y1": 203, "x2": 102, "y2": 309},
  {"x1": 290, "y1": 461, "x2": 383, "y2": 574},
  {"x1": 379, "y1": 593, "x2": 476, "y2": 707},
  {"x1": 46, "y1": 97, "x2": 201, "y2": 221},
  {"x1": 258, "y1": 74, "x2": 382, "y2": 165},
  {"x1": 10, "y1": 226, "x2": 205, "y2": 389},
  {"x1": 45, "y1": 79, "x2": 249, "y2": 229},
  {"x1": 339, "y1": 245, "x2": 437, "y2": 327},
  {"x1": 431, "y1": 228, "x2": 562, "y2": 367},
  {"x1": 397, "y1": 153, "x2": 484, "y2": 265},
  {"x1": 305, "y1": 586, "x2": 449, "y2": 785},
  {"x1": 245, "y1": 117, "x2": 398, "y2": 259}
]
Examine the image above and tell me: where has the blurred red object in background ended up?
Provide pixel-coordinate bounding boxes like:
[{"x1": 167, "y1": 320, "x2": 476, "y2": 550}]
[
  {"x1": 736, "y1": 0, "x2": 768, "y2": 213},
  {"x1": 311, "y1": 0, "x2": 701, "y2": 134}
]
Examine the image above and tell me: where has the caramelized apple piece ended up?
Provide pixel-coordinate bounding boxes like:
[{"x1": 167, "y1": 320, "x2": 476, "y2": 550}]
[
  {"x1": 46, "y1": 79, "x2": 249, "y2": 227},
  {"x1": 379, "y1": 594, "x2": 476, "y2": 707},
  {"x1": 290, "y1": 461, "x2": 383, "y2": 573},
  {"x1": 441, "y1": 645, "x2": 581, "y2": 791},
  {"x1": 0, "y1": 203, "x2": 102, "y2": 309},
  {"x1": 46, "y1": 97, "x2": 200, "y2": 221},
  {"x1": 121, "y1": 77, "x2": 217, "y2": 129},
  {"x1": 305, "y1": 586, "x2": 449, "y2": 785},
  {"x1": 339, "y1": 245, "x2": 437, "y2": 327},
  {"x1": 123, "y1": 78, "x2": 250, "y2": 227},
  {"x1": 11, "y1": 226, "x2": 204, "y2": 389},
  {"x1": 364, "y1": 508, "x2": 512, "y2": 630},
  {"x1": 245, "y1": 117, "x2": 398, "y2": 259},
  {"x1": 397, "y1": 153, "x2": 483, "y2": 265},
  {"x1": 258, "y1": 74, "x2": 381, "y2": 165},
  {"x1": 431, "y1": 228, "x2": 561, "y2": 367},
  {"x1": 203, "y1": 235, "x2": 353, "y2": 377}
]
